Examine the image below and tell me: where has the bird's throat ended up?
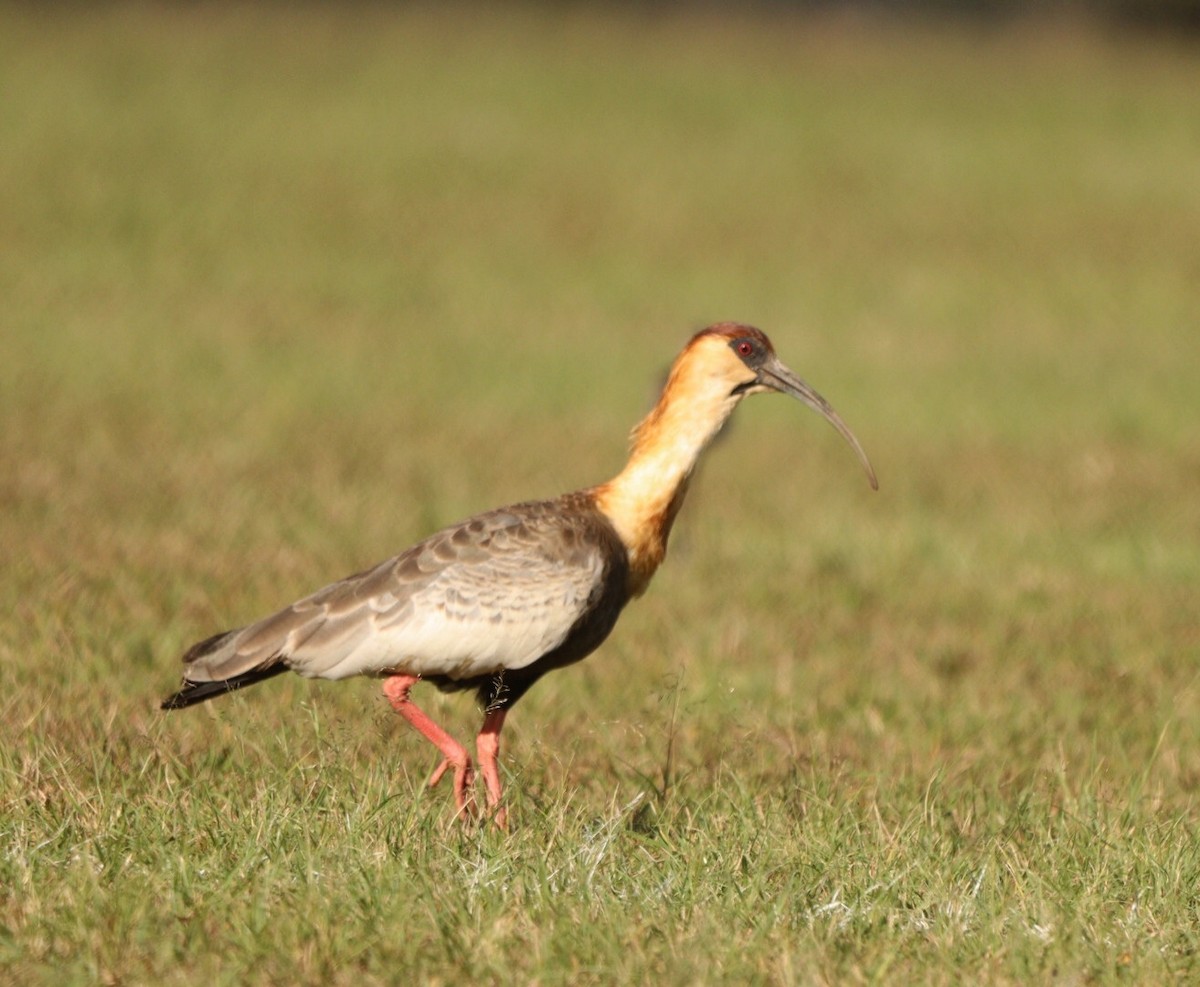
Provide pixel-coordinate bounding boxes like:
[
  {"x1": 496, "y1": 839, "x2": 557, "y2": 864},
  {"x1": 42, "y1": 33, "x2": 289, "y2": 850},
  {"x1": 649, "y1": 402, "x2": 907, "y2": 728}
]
[{"x1": 592, "y1": 379, "x2": 739, "y2": 597}]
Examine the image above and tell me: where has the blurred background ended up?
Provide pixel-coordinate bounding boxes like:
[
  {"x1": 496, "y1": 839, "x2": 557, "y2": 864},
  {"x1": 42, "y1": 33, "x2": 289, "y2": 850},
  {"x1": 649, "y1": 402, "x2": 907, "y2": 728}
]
[
  {"x1": 3, "y1": 0, "x2": 1198, "y2": 745},
  {"x1": 3, "y1": 0, "x2": 1198, "y2": 772}
]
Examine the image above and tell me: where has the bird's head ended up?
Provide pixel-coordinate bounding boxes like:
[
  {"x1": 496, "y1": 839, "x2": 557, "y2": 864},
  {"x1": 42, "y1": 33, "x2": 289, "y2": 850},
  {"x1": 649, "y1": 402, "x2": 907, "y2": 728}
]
[{"x1": 678, "y1": 323, "x2": 878, "y2": 489}]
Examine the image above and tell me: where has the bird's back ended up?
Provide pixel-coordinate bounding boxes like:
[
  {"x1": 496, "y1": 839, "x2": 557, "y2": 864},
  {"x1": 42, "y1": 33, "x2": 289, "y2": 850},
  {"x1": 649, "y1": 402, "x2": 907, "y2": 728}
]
[{"x1": 166, "y1": 492, "x2": 631, "y2": 708}]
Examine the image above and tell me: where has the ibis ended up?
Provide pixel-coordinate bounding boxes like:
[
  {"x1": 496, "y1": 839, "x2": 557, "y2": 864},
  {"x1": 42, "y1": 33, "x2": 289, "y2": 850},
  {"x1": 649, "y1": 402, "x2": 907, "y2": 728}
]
[{"x1": 162, "y1": 323, "x2": 877, "y2": 825}]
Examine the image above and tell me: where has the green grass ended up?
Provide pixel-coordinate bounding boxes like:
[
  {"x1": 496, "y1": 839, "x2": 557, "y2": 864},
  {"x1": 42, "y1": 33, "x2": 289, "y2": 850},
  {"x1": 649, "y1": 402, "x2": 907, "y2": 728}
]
[{"x1": 3, "y1": 4, "x2": 1200, "y2": 983}]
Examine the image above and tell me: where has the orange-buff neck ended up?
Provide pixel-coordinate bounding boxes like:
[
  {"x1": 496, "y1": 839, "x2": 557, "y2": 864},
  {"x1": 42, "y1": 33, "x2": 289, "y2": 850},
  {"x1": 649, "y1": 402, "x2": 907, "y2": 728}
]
[{"x1": 591, "y1": 347, "x2": 744, "y2": 597}]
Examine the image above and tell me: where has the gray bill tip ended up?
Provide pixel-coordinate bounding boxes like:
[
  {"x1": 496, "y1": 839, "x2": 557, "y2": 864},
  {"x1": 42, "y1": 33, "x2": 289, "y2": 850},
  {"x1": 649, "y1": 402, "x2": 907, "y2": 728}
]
[{"x1": 763, "y1": 360, "x2": 879, "y2": 490}]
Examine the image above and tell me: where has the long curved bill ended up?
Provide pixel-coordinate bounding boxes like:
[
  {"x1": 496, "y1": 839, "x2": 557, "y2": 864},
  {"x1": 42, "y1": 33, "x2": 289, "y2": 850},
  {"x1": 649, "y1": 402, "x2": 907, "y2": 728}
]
[{"x1": 760, "y1": 356, "x2": 879, "y2": 490}]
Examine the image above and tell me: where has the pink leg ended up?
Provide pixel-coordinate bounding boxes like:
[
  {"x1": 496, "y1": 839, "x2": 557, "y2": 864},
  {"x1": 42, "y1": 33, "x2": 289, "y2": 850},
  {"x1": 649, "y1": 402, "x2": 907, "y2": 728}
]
[
  {"x1": 382, "y1": 675, "x2": 475, "y2": 819},
  {"x1": 475, "y1": 708, "x2": 508, "y2": 829}
]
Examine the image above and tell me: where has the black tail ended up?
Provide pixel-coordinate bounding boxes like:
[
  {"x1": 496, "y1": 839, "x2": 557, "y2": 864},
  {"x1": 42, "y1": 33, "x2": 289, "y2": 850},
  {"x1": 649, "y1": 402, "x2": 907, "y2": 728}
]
[{"x1": 160, "y1": 664, "x2": 288, "y2": 711}]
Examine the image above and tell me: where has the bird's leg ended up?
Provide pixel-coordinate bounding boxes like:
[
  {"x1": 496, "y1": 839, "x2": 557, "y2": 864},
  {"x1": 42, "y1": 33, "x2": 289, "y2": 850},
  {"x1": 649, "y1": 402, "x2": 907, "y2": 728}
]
[
  {"x1": 382, "y1": 675, "x2": 476, "y2": 819},
  {"x1": 475, "y1": 708, "x2": 508, "y2": 830}
]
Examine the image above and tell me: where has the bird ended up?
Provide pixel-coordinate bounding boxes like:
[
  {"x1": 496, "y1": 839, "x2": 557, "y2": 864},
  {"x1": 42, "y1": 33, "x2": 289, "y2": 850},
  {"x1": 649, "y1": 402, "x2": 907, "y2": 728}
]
[{"x1": 161, "y1": 323, "x2": 877, "y2": 826}]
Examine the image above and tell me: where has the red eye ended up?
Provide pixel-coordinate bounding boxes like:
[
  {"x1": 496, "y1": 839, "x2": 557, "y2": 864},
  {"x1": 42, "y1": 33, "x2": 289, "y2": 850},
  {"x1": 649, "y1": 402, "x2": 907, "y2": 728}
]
[{"x1": 737, "y1": 340, "x2": 754, "y2": 357}]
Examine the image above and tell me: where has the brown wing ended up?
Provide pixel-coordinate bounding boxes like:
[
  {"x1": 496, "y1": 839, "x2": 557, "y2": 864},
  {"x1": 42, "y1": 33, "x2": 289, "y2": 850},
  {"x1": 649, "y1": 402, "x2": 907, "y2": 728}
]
[{"x1": 168, "y1": 496, "x2": 625, "y2": 694}]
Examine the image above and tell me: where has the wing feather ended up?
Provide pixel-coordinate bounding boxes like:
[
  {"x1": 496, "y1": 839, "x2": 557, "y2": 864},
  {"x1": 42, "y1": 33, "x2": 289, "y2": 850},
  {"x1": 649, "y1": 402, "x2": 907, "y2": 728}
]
[{"x1": 177, "y1": 499, "x2": 620, "y2": 688}]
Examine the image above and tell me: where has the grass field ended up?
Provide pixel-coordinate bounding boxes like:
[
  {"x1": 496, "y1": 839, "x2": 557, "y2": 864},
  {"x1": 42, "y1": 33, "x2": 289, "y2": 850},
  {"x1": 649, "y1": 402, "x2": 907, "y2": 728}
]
[{"x1": 2, "y1": 4, "x2": 1199, "y2": 983}]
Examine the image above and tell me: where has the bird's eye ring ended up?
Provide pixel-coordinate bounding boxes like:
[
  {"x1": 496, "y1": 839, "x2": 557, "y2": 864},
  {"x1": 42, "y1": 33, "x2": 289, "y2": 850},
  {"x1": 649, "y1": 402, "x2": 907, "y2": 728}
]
[{"x1": 736, "y1": 340, "x2": 755, "y2": 357}]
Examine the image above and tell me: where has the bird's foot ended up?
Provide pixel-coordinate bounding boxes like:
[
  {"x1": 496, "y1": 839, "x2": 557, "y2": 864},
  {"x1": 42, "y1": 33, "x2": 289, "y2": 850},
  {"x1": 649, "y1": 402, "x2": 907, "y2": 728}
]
[
  {"x1": 429, "y1": 756, "x2": 477, "y2": 821},
  {"x1": 489, "y1": 804, "x2": 509, "y2": 832},
  {"x1": 429, "y1": 759, "x2": 508, "y2": 828}
]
